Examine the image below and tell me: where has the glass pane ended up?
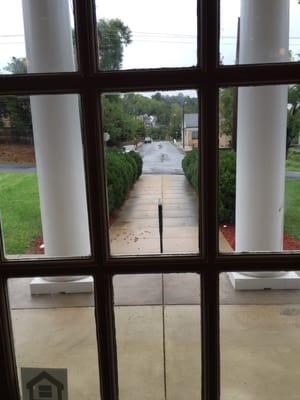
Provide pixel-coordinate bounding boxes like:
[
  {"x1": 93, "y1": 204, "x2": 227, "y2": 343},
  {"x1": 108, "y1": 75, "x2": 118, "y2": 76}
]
[
  {"x1": 8, "y1": 276, "x2": 100, "y2": 400},
  {"x1": 0, "y1": 0, "x2": 77, "y2": 74},
  {"x1": 220, "y1": 0, "x2": 300, "y2": 65},
  {"x1": 113, "y1": 273, "x2": 201, "y2": 400},
  {"x1": 102, "y1": 90, "x2": 199, "y2": 256},
  {"x1": 218, "y1": 84, "x2": 300, "y2": 254},
  {"x1": 0, "y1": 94, "x2": 91, "y2": 259},
  {"x1": 96, "y1": 0, "x2": 197, "y2": 70},
  {"x1": 220, "y1": 270, "x2": 300, "y2": 399}
]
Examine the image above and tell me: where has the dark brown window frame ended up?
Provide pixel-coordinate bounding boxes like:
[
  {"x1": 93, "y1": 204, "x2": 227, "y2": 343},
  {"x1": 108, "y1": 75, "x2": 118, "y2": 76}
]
[{"x1": 0, "y1": 1, "x2": 300, "y2": 399}]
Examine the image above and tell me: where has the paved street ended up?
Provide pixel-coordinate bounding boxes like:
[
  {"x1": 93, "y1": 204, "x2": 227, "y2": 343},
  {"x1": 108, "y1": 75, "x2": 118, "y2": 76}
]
[
  {"x1": 0, "y1": 163, "x2": 36, "y2": 172},
  {"x1": 138, "y1": 141, "x2": 184, "y2": 174},
  {"x1": 286, "y1": 170, "x2": 300, "y2": 179}
]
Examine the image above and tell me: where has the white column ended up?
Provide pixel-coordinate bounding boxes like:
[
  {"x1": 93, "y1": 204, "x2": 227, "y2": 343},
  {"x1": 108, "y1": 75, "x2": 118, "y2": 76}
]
[
  {"x1": 22, "y1": 0, "x2": 92, "y2": 292},
  {"x1": 232, "y1": 1, "x2": 295, "y2": 286}
]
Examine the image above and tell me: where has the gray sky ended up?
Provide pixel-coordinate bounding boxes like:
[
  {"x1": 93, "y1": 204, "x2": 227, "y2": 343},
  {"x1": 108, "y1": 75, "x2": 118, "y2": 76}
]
[{"x1": 0, "y1": 0, "x2": 299, "y2": 71}]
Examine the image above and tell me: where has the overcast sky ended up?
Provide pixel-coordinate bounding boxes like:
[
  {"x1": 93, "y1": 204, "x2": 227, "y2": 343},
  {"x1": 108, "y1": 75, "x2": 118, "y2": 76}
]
[{"x1": 0, "y1": 1, "x2": 299, "y2": 72}]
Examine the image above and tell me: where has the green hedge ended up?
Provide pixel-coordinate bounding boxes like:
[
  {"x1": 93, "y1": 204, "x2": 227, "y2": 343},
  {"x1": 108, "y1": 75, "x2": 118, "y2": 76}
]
[
  {"x1": 182, "y1": 149, "x2": 198, "y2": 191},
  {"x1": 218, "y1": 149, "x2": 236, "y2": 223},
  {"x1": 182, "y1": 148, "x2": 236, "y2": 223},
  {"x1": 106, "y1": 149, "x2": 143, "y2": 215}
]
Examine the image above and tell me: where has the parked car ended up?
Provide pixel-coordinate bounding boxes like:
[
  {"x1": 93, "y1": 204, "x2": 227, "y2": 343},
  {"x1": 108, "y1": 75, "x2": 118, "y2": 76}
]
[
  {"x1": 144, "y1": 137, "x2": 152, "y2": 143},
  {"x1": 122, "y1": 144, "x2": 136, "y2": 153}
]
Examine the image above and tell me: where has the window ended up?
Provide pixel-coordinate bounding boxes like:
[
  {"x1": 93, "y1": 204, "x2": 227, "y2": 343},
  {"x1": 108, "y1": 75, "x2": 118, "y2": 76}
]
[
  {"x1": 192, "y1": 130, "x2": 198, "y2": 139},
  {"x1": 0, "y1": 1, "x2": 300, "y2": 400}
]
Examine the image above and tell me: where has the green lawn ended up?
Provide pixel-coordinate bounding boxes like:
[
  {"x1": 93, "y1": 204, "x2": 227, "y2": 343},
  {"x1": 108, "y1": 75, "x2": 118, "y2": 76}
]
[
  {"x1": 285, "y1": 179, "x2": 300, "y2": 240},
  {"x1": 0, "y1": 173, "x2": 42, "y2": 254},
  {"x1": 286, "y1": 148, "x2": 300, "y2": 171},
  {"x1": 0, "y1": 172, "x2": 299, "y2": 254}
]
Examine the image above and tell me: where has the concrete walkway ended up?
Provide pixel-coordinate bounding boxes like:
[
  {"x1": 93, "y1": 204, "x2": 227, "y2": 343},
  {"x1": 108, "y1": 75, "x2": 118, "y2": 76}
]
[
  {"x1": 110, "y1": 174, "x2": 199, "y2": 255},
  {"x1": 110, "y1": 174, "x2": 230, "y2": 255},
  {"x1": 8, "y1": 172, "x2": 300, "y2": 400}
]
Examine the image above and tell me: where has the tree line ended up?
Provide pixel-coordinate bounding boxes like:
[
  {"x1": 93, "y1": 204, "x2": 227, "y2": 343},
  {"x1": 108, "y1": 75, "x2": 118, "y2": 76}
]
[
  {"x1": 102, "y1": 92, "x2": 197, "y2": 146},
  {"x1": 219, "y1": 85, "x2": 300, "y2": 153},
  {"x1": 1, "y1": 17, "x2": 299, "y2": 151}
]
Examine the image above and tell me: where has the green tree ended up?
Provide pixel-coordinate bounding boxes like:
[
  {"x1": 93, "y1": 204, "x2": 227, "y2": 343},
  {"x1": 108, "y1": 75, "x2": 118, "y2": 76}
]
[
  {"x1": 219, "y1": 85, "x2": 300, "y2": 154},
  {"x1": 102, "y1": 95, "x2": 145, "y2": 146},
  {"x1": 98, "y1": 18, "x2": 132, "y2": 70},
  {"x1": 219, "y1": 87, "x2": 234, "y2": 138},
  {"x1": 4, "y1": 56, "x2": 27, "y2": 74},
  {"x1": 1, "y1": 57, "x2": 32, "y2": 140},
  {"x1": 287, "y1": 84, "x2": 300, "y2": 152}
]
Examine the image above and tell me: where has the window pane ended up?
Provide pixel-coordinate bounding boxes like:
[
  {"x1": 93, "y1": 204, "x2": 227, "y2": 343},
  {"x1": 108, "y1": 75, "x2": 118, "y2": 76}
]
[
  {"x1": 8, "y1": 276, "x2": 100, "y2": 400},
  {"x1": 113, "y1": 273, "x2": 201, "y2": 400},
  {"x1": 218, "y1": 84, "x2": 300, "y2": 254},
  {"x1": 96, "y1": 0, "x2": 197, "y2": 70},
  {"x1": 220, "y1": 0, "x2": 300, "y2": 65},
  {"x1": 220, "y1": 271, "x2": 300, "y2": 399},
  {"x1": 0, "y1": 94, "x2": 91, "y2": 259},
  {"x1": 0, "y1": 0, "x2": 77, "y2": 74},
  {"x1": 102, "y1": 90, "x2": 199, "y2": 256}
]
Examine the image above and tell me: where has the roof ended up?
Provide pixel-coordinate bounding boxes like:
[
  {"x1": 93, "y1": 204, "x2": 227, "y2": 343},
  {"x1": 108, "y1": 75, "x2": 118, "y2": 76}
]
[
  {"x1": 184, "y1": 113, "x2": 198, "y2": 128},
  {"x1": 26, "y1": 371, "x2": 64, "y2": 390}
]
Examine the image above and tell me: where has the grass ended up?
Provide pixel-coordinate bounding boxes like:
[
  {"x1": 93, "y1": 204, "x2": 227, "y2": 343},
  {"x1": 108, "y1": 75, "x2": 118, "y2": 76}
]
[
  {"x1": 0, "y1": 173, "x2": 42, "y2": 254},
  {"x1": 286, "y1": 148, "x2": 300, "y2": 171},
  {"x1": 285, "y1": 179, "x2": 300, "y2": 240},
  {"x1": 0, "y1": 172, "x2": 299, "y2": 254}
]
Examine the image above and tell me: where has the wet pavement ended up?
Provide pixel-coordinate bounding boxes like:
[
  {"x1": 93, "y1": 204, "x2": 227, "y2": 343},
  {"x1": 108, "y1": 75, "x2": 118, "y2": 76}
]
[
  {"x1": 109, "y1": 173, "x2": 231, "y2": 255},
  {"x1": 138, "y1": 141, "x2": 184, "y2": 174},
  {"x1": 110, "y1": 174, "x2": 199, "y2": 255}
]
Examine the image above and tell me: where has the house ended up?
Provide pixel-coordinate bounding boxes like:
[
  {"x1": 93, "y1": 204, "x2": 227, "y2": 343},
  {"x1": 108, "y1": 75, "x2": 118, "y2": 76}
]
[
  {"x1": 181, "y1": 113, "x2": 198, "y2": 149},
  {"x1": 142, "y1": 114, "x2": 157, "y2": 128},
  {"x1": 182, "y1": 113, "x2": 230, "y2": 149},
  {"x1": 26, "y1": 371, "x2": 65, "y2": 400}
]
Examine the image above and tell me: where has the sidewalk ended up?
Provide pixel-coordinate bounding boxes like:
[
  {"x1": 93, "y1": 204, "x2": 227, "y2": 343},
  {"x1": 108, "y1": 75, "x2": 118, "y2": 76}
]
[
  {"x1": 110, "y1": 174, "x2": 230, "y2": 255},
  {"x1": 9, "y1": 174, "x2": 300, "y2": 400}
]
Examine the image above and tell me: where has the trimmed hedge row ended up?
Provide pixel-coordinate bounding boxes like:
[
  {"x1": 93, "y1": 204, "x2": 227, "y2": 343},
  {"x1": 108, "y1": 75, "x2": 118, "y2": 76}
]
[
  {"x1": 182, "y1": 148, "x2": 198, "y2": 191},
  {"x1": 106, "y1": 149, "x2": 143, "y2": 215},
  {"x1": 182, "y1": 149, "x2": 236, "y2": 223}
]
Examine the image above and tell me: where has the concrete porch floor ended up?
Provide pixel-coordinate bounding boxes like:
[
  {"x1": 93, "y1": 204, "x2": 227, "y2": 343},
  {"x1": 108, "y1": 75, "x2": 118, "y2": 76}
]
[{"x1": 8, "y1": 274, "x2": 300, "y2": 400}]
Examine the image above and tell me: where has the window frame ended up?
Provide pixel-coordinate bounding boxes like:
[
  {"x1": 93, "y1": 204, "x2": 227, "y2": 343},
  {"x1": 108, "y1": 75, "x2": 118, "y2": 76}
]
[{"x1": 0, "y1": 1, "x2": 300, "y2": 399}]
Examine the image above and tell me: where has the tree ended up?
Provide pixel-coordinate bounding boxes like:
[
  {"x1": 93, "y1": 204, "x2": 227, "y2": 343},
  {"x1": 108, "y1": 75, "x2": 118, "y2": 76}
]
[
  {"x1": 287, "y1": 84, "x2": 300, "y2": 152},
  {"x1": 2, "y1": 57, "x2": 32, "y2": 140},
  {"x1": 2, "y1": 18, "x2": 132, "y2": 142},
  {"x1": 219, "y1": 87, "x2": 234, "y2": 138},
  {"x1": 102, "y1": 95, "x2": 145, "y2": 146},
  {"x1": 219, "y1": 85, "x2": 300, "y2": 154},
  {"x1": 98, "y1": 18, "x2": 132, "y2": 70},
  {"x1": 4, "y1": 56, "x2": 27, "y2": 74}
]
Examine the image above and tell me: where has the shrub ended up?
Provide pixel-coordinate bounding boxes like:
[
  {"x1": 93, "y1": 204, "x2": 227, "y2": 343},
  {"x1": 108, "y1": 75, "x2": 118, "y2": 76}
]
[
  {"x1": 106, "y1": 149, "x2": 143, "y2": 215},
  {"x1": 219, "y1": 149, "x2": 236, "y2": 223},
  {"x1": 182, "y1": 149, "x2": 198, "y2": 191},
  {"x1": 182, "y1": 148, "x2": 236, "y2": 223},
  {"x1": 128, "y1": 150, "x2": 143, "y2": 178}
]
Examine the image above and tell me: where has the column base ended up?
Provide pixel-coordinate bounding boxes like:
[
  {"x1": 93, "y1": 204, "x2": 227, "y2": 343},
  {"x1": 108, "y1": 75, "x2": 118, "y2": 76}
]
[
  {"x1": 30, "y1": 277, "x2": 94, "y2": 295},
  {"x1": 228, "y1": 271, "x2": 300, "y2": 290}
]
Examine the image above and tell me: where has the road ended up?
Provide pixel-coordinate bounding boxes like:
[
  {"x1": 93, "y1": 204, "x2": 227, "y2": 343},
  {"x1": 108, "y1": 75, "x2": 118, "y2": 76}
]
[
  {"x1": 0, "y1": 164, "x2": 36, "y2": 173},
  {"x1": 138, "y1": 141, "x2": 184, "y2": 174},
  {"x1": 286, "y1": 171, "x2": 300, "y2": 179}
]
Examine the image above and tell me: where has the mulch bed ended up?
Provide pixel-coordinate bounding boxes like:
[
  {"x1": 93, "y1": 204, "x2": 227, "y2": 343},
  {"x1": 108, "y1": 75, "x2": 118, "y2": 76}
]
[
  {"x1": 0, "y1": 144, "x2": 36, "y2": 164},
  {"x1": 220, "y1": 223, "x2": 300, "y2": 251},
  {"x1": 28, "y1": 237, "x2": 44, "y2": 255}
]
